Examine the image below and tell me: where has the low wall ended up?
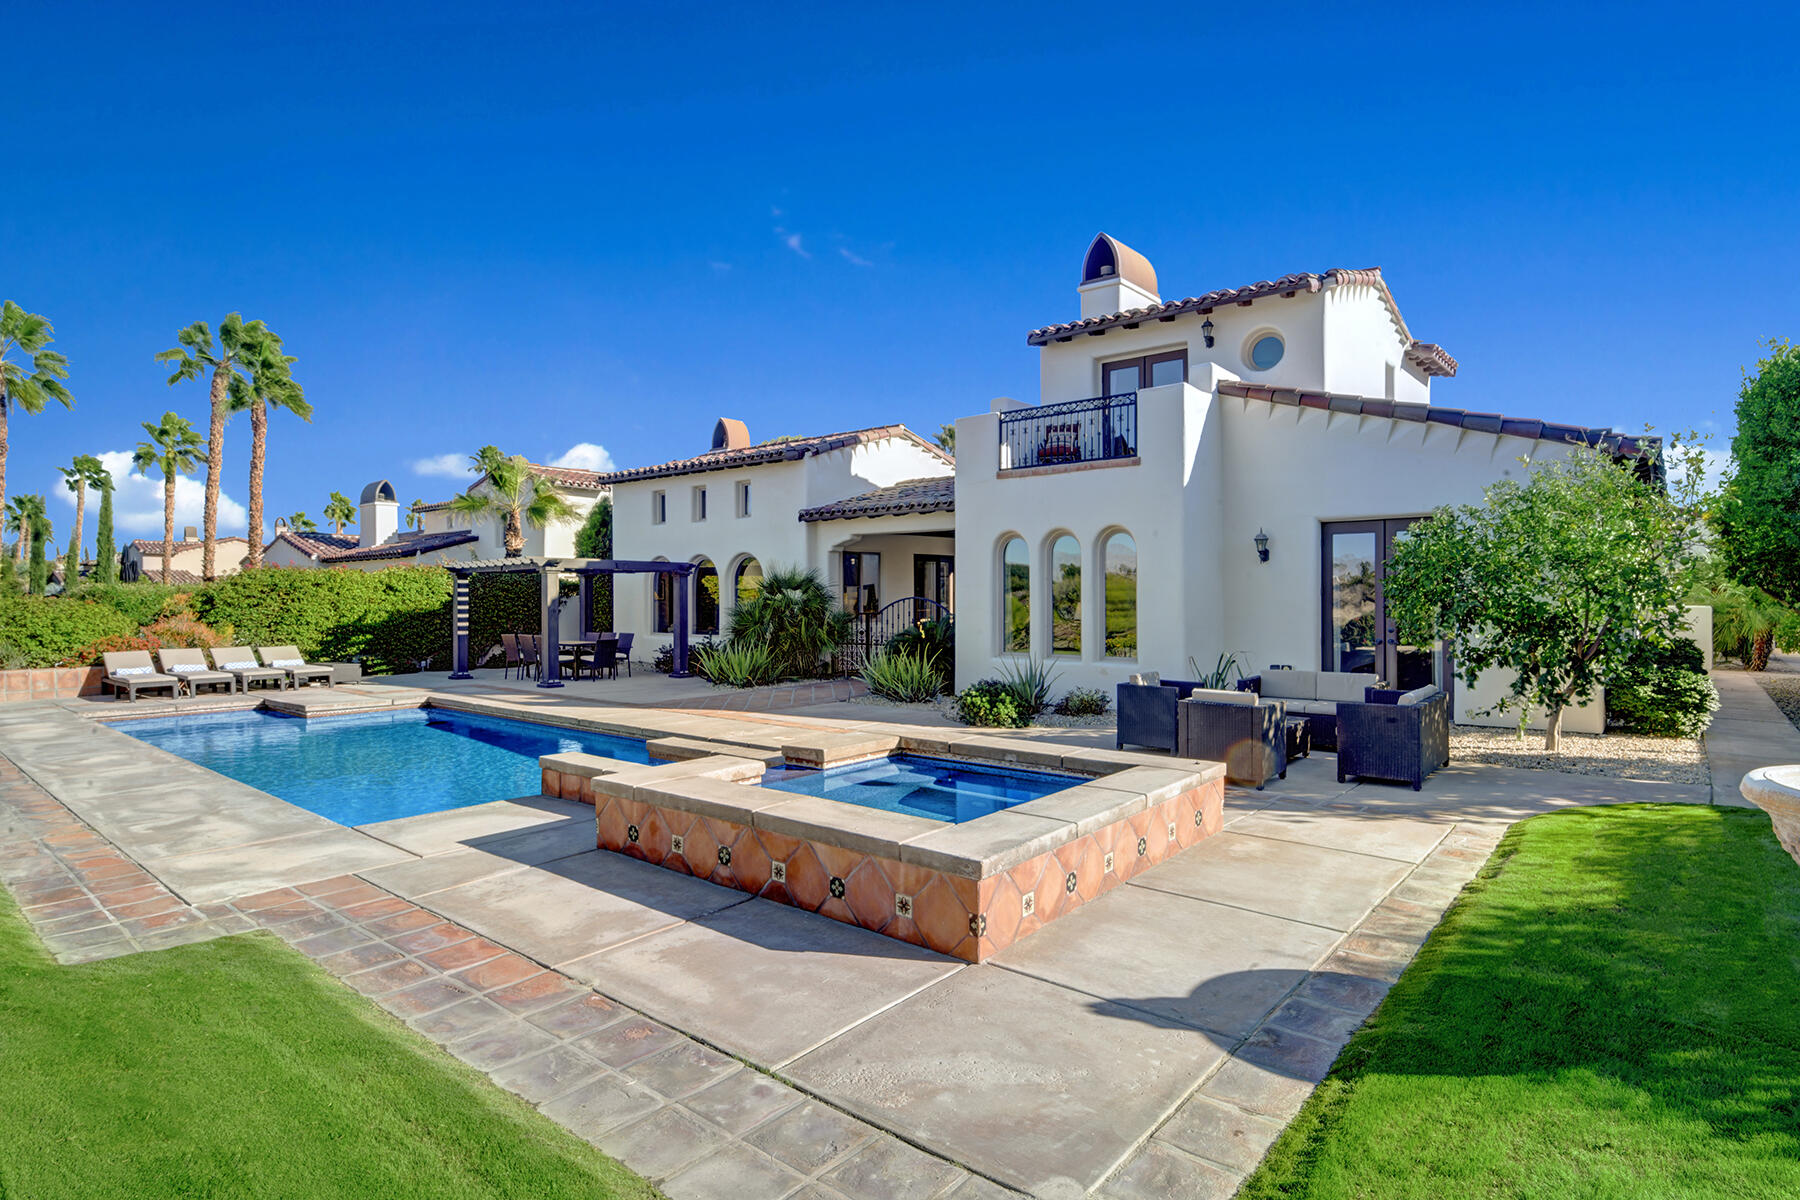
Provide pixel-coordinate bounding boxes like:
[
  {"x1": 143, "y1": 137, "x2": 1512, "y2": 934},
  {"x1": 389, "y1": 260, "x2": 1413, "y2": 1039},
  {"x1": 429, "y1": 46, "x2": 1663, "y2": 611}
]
[{"x1": 0, "y1": 667, "x2": 104, "y2": 703}]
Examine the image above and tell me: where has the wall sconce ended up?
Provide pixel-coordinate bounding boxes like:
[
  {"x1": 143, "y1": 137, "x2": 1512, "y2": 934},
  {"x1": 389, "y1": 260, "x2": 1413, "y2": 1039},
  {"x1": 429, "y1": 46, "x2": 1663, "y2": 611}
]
[
  {"x1": 1253, "y1": 529, "x2": 1270, "y2": 562},
  {"x1": 1201, "y1": 318, "x2": 1216, "y2": 349}
]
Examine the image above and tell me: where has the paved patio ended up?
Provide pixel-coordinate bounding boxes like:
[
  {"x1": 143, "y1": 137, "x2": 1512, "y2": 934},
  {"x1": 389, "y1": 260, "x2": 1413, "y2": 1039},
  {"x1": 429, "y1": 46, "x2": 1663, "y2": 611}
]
[{"x1": 0, "y1": 675, "x2": 1768, "y2": 1198}]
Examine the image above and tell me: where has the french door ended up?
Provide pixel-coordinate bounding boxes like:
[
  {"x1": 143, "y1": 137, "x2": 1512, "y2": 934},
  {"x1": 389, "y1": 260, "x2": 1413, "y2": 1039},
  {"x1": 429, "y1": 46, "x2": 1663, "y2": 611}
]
[
  {"x1": 913, "y1": 555, "x2": 954, "y2": 618},
  {"x1": 1319, "y1": 519, "x2": 1439, "y2": 691}
]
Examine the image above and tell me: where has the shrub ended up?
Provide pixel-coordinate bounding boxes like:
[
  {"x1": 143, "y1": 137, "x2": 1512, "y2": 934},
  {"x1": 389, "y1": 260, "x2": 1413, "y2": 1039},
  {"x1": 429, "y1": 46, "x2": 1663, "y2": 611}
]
[
  {"x1": 862, "y1": 649, "x2": 944, "y2": 703},
  {"x1": 693, "y1": 640, "x2": 776, "y2": 688},
  {"x1": 0, "y1": 597, "x2": 136, "y2": 666},
  {"x1": 997, "y1": 657, "x2": 1058, "y2": 719},
  {"x1": 60, "y1": 582, "x2": 187, "y2": 627},
  {"x1": 68, "y1": 633, "x2": 166, "y2": 664},
  {"x1": 1053, "y1": 686, "x2": 1110, "y2": 717},
  {"x1": 887, "y1": 617, "x2": 954, "y2": 672},
  {"x1": 725, "y1": 565, "x2": 847, "y2": 679},
  {"x1": 956, "y1": 679, "x2": 1026, "y2": 728},
  {"x1": 654, "y1": 637, "x2": 718, "y2": 676},
  {"x1": 1607, "y1": 666, "x2": 1720, "y2": 737}
]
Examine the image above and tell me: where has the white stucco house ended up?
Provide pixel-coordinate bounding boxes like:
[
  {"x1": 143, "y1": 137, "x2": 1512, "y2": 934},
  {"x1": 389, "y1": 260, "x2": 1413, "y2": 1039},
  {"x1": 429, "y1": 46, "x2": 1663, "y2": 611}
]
[
  {"x1": 264, "y1": 464, "x2": 608, "y2": 572},
  {"x1": 120, "y1": 532, "x2": 250, "y2": 583}
]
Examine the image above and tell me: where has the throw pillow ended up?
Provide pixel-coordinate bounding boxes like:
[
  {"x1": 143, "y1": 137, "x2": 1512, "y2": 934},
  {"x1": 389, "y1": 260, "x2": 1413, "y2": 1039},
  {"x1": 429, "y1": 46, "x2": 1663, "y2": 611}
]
[
  {"x1": 221, "y1": 661, "x2": 257, "y2": 671},
  {"x1": 272, "y1": 658, "x2": 304, "y2": 668},
  {"x1": 112, "y1": 665, "x2": 153, "y2": 676}
]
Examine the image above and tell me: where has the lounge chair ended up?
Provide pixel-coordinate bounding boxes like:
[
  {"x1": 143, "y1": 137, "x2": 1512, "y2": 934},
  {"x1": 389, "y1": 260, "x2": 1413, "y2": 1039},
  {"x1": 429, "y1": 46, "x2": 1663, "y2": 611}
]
[
  {"x1": 256, "y1": 646, "x2": 334, "y2": 688},
  {"x1": 155, "y1": 648, "x2": 238, "y2": 697},
  {"x1": 100, "y1": 651, "x2": 181, "y2": 702},
  {"x1": 210, "y1": 647, "x2": 290, "y2": 692}
]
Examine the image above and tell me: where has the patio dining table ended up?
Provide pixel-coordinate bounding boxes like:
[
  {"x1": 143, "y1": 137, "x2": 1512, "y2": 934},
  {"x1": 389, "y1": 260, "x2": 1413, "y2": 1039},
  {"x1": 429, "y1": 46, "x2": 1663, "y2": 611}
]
[{"x1": 559, "y1": 634, "x2": 620, "y2": 680}]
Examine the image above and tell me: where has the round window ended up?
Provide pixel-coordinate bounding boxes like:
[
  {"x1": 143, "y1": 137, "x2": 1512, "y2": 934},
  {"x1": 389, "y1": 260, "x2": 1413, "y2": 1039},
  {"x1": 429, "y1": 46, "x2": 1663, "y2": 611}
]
[{"x1": 1249, "y1": 334, "x2": 1285, "y2": 370}]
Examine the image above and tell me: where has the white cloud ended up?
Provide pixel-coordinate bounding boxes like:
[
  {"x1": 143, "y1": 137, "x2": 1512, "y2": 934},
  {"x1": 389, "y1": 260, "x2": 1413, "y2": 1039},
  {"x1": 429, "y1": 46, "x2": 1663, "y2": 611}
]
[
  {"x1": 411, "y1": 452, "x2": 473, "y2": 478},
  {"x1": 839, "y1": 247, "x2": 872, "y2": 267},
  {"x1": 52, "y1": 450, "x2": 248, "y2": 538},
  {"x1": 550, "y1": 442, "x2": 616, "y2": 472},
  {"x1": 774, "y1": 227, "x2": 810, "y2": 259}
]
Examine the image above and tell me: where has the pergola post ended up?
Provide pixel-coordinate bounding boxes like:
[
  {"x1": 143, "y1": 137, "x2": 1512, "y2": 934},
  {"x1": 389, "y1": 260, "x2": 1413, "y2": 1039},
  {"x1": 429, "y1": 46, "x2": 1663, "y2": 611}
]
[
  {"x1": 578, "y1": 573, "x2": 594, "y2": 640},
  {"x1": 671, "y1": 566, "x2": 692, "y2": 677},
  {"x1": 537, "y1": 563, "x2": 563, "y2": 689},
  {"x1": 448, "y1": 574, "x2": 472, "y2": 679}
]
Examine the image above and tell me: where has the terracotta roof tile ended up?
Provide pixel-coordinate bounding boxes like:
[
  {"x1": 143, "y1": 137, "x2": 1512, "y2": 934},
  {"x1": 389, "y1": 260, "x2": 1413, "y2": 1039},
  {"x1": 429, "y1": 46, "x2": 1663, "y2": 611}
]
[
  {"x1": 596, "y1": 425, "x2": 952, "y2": 485},
  {"x1": 518, "y1": 462, "x2": 609, "y2": 490},
  {"x1": 270, "y1": 529, "x2": 479, "y2": 563},
  {"x1": 798, "y1": 476, "x2": 956, "y2": 523},
  {"x1": 127, "y1": 536, "x2": 249, "y2": 553}
]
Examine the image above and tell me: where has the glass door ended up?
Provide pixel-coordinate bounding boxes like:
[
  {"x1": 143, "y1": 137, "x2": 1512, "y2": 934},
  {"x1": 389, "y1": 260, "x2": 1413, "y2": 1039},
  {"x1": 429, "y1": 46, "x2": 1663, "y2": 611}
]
[
  {"x1": 913, "y1": 554, "x2": 954, "y2": 619},
  {"x1": 1320, "y1": 519, "x2": 1438, "y2": 688}
]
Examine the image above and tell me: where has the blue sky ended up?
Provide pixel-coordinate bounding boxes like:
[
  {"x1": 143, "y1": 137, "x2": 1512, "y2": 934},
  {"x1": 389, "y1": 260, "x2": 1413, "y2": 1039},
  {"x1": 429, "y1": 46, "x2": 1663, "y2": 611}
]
[{"x1": 6, "y1": 1, "x2": 1796, "y2": 551}]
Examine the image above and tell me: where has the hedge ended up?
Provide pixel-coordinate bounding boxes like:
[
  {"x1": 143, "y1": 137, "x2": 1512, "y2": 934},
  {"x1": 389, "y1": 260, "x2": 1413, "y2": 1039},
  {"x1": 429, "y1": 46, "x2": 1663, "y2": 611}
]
[{"x1": 0, "y1": 598, "x2": 138, "y2": 666}]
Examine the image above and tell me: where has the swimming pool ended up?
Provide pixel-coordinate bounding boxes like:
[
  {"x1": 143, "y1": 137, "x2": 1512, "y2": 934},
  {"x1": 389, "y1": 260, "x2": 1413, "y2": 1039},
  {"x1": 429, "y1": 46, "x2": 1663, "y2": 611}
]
[
  {"x1": 111, "y1": 707, "x2": 650, "y2": 826},
  {"x1": 759, "y1": 754, "x2": 1079, "y2": 823}
]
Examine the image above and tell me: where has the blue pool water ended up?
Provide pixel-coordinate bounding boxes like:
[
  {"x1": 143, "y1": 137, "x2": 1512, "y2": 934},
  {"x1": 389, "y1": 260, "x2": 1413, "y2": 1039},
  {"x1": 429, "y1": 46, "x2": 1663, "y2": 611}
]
[
  {"x1": 760, "y1": 754, "x2": 1078, "y2": 823},
  {"x1": 110, "y1": 707, "x2": 650, "y2": 826}
]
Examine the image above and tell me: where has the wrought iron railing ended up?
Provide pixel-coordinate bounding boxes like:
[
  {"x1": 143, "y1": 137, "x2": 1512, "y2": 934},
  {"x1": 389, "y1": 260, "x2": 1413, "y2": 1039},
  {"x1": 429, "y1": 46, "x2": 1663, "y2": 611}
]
[
  {"x1": 997, "y1": 392, "x2": 1138, "y2": 471},
  {"x1": 837, "y1": 596, "x2": 952, "y2": 672}
]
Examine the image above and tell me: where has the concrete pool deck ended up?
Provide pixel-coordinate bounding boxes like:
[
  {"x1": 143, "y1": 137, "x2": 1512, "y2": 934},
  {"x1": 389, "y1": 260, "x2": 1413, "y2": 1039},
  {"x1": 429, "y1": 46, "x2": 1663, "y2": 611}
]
[{"x1": 0, "y1": 682, "x2": 1731, "y2": 1198}]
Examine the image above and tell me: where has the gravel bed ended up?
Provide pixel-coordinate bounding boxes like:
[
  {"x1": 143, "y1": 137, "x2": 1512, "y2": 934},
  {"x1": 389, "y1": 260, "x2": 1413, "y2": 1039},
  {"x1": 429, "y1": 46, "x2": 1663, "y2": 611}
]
[
  {"x1": 1750, "y1": 673, "x2": 1800, "y2": 734},
  {"x1": 1449, "y1": 724, "x2": 1708, "y2": 785},
  {"x1": 846, "y1": 694, "x2": 1115, "y2": 728}
]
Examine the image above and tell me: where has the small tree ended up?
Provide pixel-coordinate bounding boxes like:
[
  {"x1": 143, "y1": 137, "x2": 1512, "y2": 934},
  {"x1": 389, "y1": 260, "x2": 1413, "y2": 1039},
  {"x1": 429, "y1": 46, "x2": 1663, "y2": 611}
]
[
  {"x1": 574, "y1": 497, "x2": 613, "y2": 630},
  {"x1": 27, "y1": 505, "x2": 50, "y2": 595},
  {"x1": 93, "y1": 469, "x2": 117, "y2": 584},
  {"x1": 286, "y1": 511, "x2": 318, "y2": 532},
  {"x1": 58, "y1": 453, "x2": 106, "y2": 585},
  {"x1": 323, "y1": 491, "x2": 356, "y2": 536},
  {"x1": 449, "y1": 446, "x2": 576, "y2": 557},
  {"x1": 935, "y1": 423, "x2": 956, "y2": 454},
  {"x1": 1385, "y1": 441, "x2": 1705, "y2": 750},
  {"x1": 133, "y1": 412, "x2": 207, "y2": 586},
  {"x1": 1714, "y1": 340, "x2": 1800, "y2": 604}
]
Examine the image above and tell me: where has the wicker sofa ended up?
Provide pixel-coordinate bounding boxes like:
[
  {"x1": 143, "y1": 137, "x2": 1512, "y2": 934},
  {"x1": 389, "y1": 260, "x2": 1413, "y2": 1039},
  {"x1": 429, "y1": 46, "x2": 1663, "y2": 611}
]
[
  {"x1": 1236, "y1": 667, "x2": 1385, "y2": 750},
  {"x1": 1336, "y1": 685, "x2": 1451, "y2": 790}
]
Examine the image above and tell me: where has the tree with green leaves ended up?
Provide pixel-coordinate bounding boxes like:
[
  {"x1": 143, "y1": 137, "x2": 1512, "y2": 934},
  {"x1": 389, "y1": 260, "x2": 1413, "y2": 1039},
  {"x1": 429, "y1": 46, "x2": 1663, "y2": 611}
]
[
  {"x1": 449, "y1": 447, "x2": 576, "y2": 557},
  {"x1": 93, "y1": 467, "x2": 118, "y2": 584},
  {"x1": 133, "y1": 412, "x2": 207, "y2": 586},
  {"x1": 574, "y1": 497, "x2": 613, "y2": 630},
  {"x1": 935, "y1": 423, "x2": 955, "y2": 454},
  {"x1": 157, "y1": 314, "x2": 299, "y2": 578},
  {"x1": 27, "y1": 505, "x2": 50, "y2": 596},
  {"x1": 1714, "y1": 339, "x2": 1800, "y2": 604},
  {"x1": 7, "y1": 495, "x2": 47, "y2": 593},
  {"x1": 406, "y1": 499, "x2": 427, "y2": 530},
  {"x1": 1385, "y1": 440, "x2": 1706, "y2": 750},
  {"x1": 0, "y1": 301, "x2": 75, "y2": 518},
  {"x1": 58, "y1": 454, "x2": 107, "y2": 585},
  {"x1": 239, "y1": 334, "x2": 308, "y2": 566},
  {"x1": 285, "y1": 511, "x2": 318, "y2": 533},
  {"x1": 323, "y1": 491, "x2": 356, "y2": 536}
]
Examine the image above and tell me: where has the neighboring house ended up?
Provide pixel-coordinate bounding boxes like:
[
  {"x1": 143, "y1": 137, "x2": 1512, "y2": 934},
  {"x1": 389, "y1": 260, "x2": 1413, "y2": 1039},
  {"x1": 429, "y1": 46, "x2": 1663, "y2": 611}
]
[
  {"x1": 949, "y1": 234, "x2": 1657, "y2": 731},
  {"x1": 120, "y1": 532, "x2": 250, "y2": 582},
  {"x1": 606, "y1": 420, "x2": 954, "y2": 639},
  {"x1": 265, "y1": 465, "x2": 608, "y2": 571}
]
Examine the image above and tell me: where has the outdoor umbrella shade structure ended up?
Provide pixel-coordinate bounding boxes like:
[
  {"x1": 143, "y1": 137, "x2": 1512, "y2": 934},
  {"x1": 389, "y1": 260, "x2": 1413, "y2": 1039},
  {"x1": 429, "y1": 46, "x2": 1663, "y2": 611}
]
[{"x1": 447, "y1": 557, "x2": 697, "y2": 686}]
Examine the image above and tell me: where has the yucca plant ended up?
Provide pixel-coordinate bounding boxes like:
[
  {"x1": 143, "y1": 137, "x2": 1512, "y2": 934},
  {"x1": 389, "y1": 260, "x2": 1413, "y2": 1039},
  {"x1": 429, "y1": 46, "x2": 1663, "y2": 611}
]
[
  {"x1": 693, "y1": 640, "x2": 776, "y2": 688},
  {"x1": 997, "y1": 657, "x2": 1059, "y2": 718},
  {"x1": 861, "y1": 649, "x2": 945, "y2": 703},
  {"x1": 725, "y1": 564, "x2": 848, "y2": 678}
]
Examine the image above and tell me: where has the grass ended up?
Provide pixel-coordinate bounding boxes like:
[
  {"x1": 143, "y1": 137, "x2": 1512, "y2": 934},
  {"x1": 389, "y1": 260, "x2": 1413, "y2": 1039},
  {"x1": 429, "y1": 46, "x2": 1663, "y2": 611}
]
[
  {"x1": 1240, "y1": 804, "x2": 1800, "y2": 1200},
  {"x1": 0, "y1": 890, "x2": 657, "y2": 1200}
]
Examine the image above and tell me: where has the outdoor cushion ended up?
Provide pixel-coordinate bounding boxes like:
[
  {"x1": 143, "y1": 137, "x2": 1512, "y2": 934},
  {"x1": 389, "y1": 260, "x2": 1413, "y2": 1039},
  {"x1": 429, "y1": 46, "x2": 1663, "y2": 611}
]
[
  {"x1": 1259, "y1": 668, "x2": 1317, "y2": 700},
  {"x1": 1317, "y1": 671, "x2": 1378, "y2": 704},
  {"x1": 112, "y1": 665, "x2": 153, "y2": 676},
  {"x1": 220, "y1": 660, "x2": 257, "y2": 671},
  {"x1": 272, "y1": 658, "x2": 304, "y2": 668},
  {"x1": 1286, "y1": 699, "x2": 1336, "y2": 716},
  {"x1": 1188, "y1": 687, "x2": 1255, "y2": 706},
  {"x1": 1128, "y1": 671, "x2": 1161, "y2": 687},
  {"x1": 1397, "y1": 685, "x2": 1441, "y2": 706}
]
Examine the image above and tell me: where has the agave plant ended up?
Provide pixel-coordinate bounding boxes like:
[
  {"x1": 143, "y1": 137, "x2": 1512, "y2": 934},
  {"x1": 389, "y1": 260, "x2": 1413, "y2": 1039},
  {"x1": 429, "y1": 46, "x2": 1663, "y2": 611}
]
[
  {"x1": 996, "y1": 657, "x2": 1059, "y2": 718},
  {"x1": 861, "y1": 649, "x2": 945, "y2": 703},
  {"x1": 1188, "y1": 651, "x2": 1248, "y2": 690},
  {"x1": 693, "y1": 640, "x2": 776, "y2": 688}
]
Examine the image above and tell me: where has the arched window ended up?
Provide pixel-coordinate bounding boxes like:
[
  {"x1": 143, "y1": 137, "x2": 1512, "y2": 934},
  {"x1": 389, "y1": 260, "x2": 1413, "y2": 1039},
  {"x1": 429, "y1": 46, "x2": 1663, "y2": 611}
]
[
  {"x1": 1001, "y1": 537, "x2": 1030, "y2": 652},
  {"x1": 652, "y1": 559, "x2": 675, "y2": 633},
  {"x1": 1103, "y1": 531, "x2": 1137, "y2": 659},
  {"x1": 734, "y1": 557, "x2": 763, "y2": 607},
  {"x1": 1049, "y1": 534, "x2": 1081, "y2": 656},
  {"x1": 694, "y1": 558, "x2": 720, "y2": 635}
]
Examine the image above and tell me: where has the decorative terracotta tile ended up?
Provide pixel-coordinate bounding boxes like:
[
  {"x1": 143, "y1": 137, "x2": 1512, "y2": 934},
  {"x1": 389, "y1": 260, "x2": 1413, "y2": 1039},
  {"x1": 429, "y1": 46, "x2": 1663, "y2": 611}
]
[
  {"x1": 755, "y1": 829, "x2": 803, "y2": 864},
  {"x1": 842, "y1": 859, "x2": 894, "y2": 932},
  {"x1": 784, "y1": 845, "x2": 830, "y2": 911},
  {"x1": 728, "y1": 827, "x2": 771, "y2": 894},
  {"x1": 681, "y1": 823, "x2": 716, "y2": 882},
  {"x1": 883, "y1": 858, "x2": 937, "y2": 901},
  {"x1": 595, "y1": 798, "x2": 627, "y2": 852},
  {"x1": 1055, "y1": 835, "x2": 1104, "y2": 904},
  {"x1": 910, "y1": 875, "x2": 973, "y2": 961},
  {"x1": 541, "y1": 769, "x2": 562, "y2": 799},
  {"x1": 812, "y1": 841, "x2": 862, "y2": 886},
  {"x1": 982, "y1": 872, "x2": 1023, "y2": 949},
  {"x1": 639, "y1": 807, "x2": 672, "y2": 865}
]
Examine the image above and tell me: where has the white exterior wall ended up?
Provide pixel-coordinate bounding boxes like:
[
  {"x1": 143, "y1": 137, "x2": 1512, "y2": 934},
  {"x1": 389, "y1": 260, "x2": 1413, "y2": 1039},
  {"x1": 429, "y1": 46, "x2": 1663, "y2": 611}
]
[{"x1": 1321, "y1": 284, "x2": 1426, "y2": 402}]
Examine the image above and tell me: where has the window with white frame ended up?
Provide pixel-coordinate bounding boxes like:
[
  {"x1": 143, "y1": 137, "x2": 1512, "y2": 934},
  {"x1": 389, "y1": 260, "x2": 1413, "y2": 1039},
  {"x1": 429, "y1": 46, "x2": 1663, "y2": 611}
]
[
  {"x1": 651, "y1": 491, "x2": 666, "y2": 524},
  {"x1": 735, "y1": 480, "x2": 751, "y2": 518},
  {"x1": 692, "y1": 486, "x2": 707, "y2": 521}
]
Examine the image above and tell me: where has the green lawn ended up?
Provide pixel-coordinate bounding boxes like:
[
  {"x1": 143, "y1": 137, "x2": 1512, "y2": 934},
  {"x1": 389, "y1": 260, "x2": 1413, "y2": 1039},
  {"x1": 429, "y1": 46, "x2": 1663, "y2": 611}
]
[
  {"x1": 1241, "y1": 805, "x2": 1800, "y2": 1200},
  {"x1": 0, "y1": 892, "x2": 657, "y2": 1199}
]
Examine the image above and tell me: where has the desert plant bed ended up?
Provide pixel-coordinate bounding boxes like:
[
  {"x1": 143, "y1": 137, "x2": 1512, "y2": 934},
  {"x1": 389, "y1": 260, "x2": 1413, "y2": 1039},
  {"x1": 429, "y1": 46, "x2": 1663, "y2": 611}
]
[{"x1": 1448, "y1": 724, "x2": 1707, "y2": 785}]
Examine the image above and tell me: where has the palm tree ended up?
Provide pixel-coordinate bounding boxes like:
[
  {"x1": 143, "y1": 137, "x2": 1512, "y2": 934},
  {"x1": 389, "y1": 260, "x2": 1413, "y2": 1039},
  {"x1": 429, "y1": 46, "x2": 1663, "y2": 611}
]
[
  {"x1": 0, "y1": 301, "x2": 75, "y2": 519},
  {"x1": 157, "y1": 315, "x2": 294, "y2": 579},
  {"x1": 237, "y1": 334, "x2": 308, "y2": 566},
  {"x1": 285, "y1": 511, "x2": 318, "y2": 532},
  {"x1": 449, "y1": 446, "x2": 577, "y2": 557},
  {"x1": 58, "y1": 454, "x2": 107, "y2": 585},
  {"x1": 935, "y1": 423, "x2": 955, "y2": 454},
  {"x1": 5, "y1": 495, "x2": 46, "y2": 588},
  {"x1": 133, "y1": 412, "x2": 206, "y2": 586},
  {"x1": 323, "y1": 491, "x2": 356, "y2": 536},
  {"x1": 407, "y1": 498, "x2": 427, "y2": 530}
]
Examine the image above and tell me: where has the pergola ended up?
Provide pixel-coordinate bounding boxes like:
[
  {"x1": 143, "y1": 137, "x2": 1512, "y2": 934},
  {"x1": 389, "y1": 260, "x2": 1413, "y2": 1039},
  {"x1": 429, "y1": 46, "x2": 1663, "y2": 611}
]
[{"x1": 446, "y1": 557, "x2": 696, "y2": 686}]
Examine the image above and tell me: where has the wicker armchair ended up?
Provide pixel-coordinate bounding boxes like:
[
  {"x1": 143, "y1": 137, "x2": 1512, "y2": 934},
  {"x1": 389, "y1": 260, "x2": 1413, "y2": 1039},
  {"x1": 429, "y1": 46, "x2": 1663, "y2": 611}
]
[
  {"x1": 1336, "y1": 685, "x2": 1451, "y2": 790},
  {"x1": 1116, "y1": 678, "x2": 1204, "y2": 753},
  {"x1": 1177, "y1": 690, "x2": 1287, "y2": 789}
]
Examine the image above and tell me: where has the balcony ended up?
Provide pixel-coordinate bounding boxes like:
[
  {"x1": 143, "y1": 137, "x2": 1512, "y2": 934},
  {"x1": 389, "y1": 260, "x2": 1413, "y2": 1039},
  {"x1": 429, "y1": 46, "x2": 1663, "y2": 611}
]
[{"x1": 997, "y1": 392, "x2": 1138, "y2": 472}]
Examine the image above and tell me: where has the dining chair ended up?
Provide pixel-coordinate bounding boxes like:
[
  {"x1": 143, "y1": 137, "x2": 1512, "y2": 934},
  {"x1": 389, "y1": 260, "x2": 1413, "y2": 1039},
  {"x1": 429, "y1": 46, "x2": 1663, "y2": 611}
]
[{"x1": 500, "y1": 633, "x2": 521, "y2": 680}]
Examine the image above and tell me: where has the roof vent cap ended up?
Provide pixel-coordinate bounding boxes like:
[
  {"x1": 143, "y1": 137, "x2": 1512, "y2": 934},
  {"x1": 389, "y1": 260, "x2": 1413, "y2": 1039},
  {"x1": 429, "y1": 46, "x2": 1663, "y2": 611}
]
[{"x1": 712, "y1": 418, "x2": 750, "y2": 452}]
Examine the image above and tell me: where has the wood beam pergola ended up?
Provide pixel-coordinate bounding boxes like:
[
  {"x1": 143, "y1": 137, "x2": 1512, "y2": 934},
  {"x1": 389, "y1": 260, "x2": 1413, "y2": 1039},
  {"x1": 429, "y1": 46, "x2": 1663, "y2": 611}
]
[{"x1": 446, "y1": 557, "x2": 697, "y2": 686}]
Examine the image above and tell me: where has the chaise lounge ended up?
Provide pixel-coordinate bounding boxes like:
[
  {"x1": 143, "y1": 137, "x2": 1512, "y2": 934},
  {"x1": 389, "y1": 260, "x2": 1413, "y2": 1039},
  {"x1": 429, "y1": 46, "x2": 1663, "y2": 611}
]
[
  {"x1": 99, "y1": 651, "x2": 181, "y2": 702},
  {"x1": 210, "y1": 647, "x2": 290, "y2": 692},
  {"x1": 155, "y1": 648, "x2": 238, "y2": 697},
  {"x1": 256, "y1": 646, "x2": 334, "y2": 688}
]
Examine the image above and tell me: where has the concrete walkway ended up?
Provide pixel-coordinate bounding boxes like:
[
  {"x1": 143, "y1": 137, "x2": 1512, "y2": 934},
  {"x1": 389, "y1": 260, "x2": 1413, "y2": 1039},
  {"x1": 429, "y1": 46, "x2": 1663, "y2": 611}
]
[
  {"x1": 1706, "y1": 667, "x2": 1800, "y2": 805},
  {"x1": 0, "y1": 690, "x2": 1728, "y2": 1198}
]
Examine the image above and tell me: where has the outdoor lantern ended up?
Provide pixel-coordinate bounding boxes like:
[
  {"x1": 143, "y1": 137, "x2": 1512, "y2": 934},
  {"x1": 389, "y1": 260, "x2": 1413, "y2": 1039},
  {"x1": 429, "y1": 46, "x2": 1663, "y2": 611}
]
[
  {"x1": 1254, "y1": 529, "x2": 1270, "y2": 562},
  {"x1": 1201, "y1": 318, "x2": 1215, "y2": 348}
]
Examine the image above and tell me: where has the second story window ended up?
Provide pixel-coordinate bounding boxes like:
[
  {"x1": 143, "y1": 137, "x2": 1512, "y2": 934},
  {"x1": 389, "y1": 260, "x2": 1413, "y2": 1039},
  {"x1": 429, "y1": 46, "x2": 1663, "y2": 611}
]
[
  {"x1": 736, "y1": 480, "x2": 751, "y2": 518},
  {"x1": 651, "y1": 491, "x2": 666, "y2": 524},
  {"x1": 693, "y1": 486, "x2": 708, "y2": 521},
  {"x1": 1101, "y1": 350, "x2": 1186, "y2": 396}
]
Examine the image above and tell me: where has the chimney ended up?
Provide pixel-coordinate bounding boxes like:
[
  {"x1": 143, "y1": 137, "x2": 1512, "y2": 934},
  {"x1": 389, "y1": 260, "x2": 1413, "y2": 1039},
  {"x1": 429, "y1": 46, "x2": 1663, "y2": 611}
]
[
  {"x1": 1077, "y1": 233, "x2": 1160, "y2": 320},
  {"x1": 712, "y1": 418, "x2": 750, "y2": 452},
  {"x1": 357, "y1": 480, "x2": 400, "y2": 548}
]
